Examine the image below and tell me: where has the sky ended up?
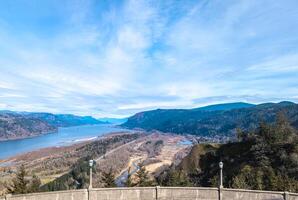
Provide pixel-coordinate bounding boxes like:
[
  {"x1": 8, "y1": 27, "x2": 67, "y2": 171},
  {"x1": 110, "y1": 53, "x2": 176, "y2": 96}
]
[{"x1": 0, "y1": 0, "x2": 298, "y2": 118}]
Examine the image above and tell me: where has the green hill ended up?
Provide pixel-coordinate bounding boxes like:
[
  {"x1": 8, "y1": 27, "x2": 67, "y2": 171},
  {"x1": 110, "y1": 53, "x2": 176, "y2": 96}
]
[
  {"x1": 122, "y1": 102, "x2": 298, "y2": 137},
  {"x1": 157, "y1": 113, "x2": 298, "y2": 192}
]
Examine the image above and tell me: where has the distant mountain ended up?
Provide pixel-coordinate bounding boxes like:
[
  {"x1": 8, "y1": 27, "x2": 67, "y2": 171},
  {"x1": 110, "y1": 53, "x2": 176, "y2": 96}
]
[
  {"x1": 0, "y1": 111, "x2": 104, "y2": 141},
  {"x1": 0, "y1": 112, "x2": 57, "y2": 141},
  {"x1": 121, "y1": 101, "x2": 298, "y2": 137},
  {"x1": 97, "y1": 117, "x2": 128, "y2": 125},
  {"x1": 195, "y1": 102, "x2": 255, "y2": 111},
  {"x1": 24, "y1": 113, "x2": 104, "y2": 127}
]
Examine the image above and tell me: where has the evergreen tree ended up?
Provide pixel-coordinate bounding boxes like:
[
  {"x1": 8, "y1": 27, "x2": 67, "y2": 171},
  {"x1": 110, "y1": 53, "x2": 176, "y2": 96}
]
[
  {"x1": 135, "y1": 164, "x2": 154, "y2": 187},
  {"x1": 167, "y1": 170, "x2": 192, "y2": 186},
  {"x1": 101, "y1": 168, "x2": 116, "y2": 187},
  {"x1": 236, "y1": 128, "x2": 244, "y2": 142},
  {"x1": 29, "y1": 175, "x2": 41, "y2": 193},
  {"x1": 6, "y1": 165, "x2": 29, "y2": 194},
  {"x1": 275, "y1": 112, "x2": 296, "y2": 143},
  {"x1": 232, "y1": 165, "x2": 255, "y2": 190}
]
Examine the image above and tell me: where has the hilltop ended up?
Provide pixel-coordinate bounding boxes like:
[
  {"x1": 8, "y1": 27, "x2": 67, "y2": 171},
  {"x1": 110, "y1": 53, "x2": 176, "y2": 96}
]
[{"x1": 122, "y1": 101, "x2": 298, "y2": 138}]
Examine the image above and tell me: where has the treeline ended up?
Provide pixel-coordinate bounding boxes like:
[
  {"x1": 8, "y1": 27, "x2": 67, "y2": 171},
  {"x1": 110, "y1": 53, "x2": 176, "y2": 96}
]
[
  {"x1": 157, "y1": 112, "x2": 298, "y2": 192},
  {"x1": 122, "y1": 102, "x2": 298, "y2": 137}
]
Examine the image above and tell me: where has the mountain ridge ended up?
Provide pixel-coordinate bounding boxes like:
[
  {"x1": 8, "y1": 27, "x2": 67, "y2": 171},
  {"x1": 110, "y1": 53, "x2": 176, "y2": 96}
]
[
  {"x1": 0, "y1": 111, "x2": 105, "y2": 141},
  {"x1": 194, "y1": 102, "x2": 255, "y2": 111},
  {"x1": 121, "y1": 101, "x2": 298, "y2": 137}
]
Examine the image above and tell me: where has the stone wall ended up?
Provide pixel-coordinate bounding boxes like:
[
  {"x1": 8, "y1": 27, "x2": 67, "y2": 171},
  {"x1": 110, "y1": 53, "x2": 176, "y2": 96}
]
[
  {"x1": 89, "y1": 187, "x2": 156, "y2": 200},
  {"x1": 2, "y1": 187, "x2": 298, "y2": 200},
  {"x1": 222, "y1": 188, "x2": 284, "y2": 200},
  {"x1": 158, "y1": 187, "x2": 218, "y2": 200},
  {"x1": 5, "y1": 189, "x2": 88, "y2": 200},
  {"x1": 288, "y1": 192, "x2": 298, "y2": 200}
]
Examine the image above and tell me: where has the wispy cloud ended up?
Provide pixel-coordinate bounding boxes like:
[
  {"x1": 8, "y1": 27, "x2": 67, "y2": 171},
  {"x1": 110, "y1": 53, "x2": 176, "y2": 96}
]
[{"x1": 0, "y1": 0, "x2": 297, "y2": 117}]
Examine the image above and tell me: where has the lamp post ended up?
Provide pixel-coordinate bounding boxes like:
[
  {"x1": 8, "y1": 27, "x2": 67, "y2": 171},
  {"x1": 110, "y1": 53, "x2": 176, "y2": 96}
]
[
  {"x1": 89, "y1": 160, "x2": 94, "y2": 189},
  {"x1": 219, "y1": 161, "x2": 223, "y2": 188}
]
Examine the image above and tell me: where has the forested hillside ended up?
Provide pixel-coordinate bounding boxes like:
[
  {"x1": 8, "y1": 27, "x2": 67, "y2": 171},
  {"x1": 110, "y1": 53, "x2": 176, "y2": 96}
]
[
  {"x1": 0, "y1": 113, "x2": 57, "y2": 141},
  {"x1": 122, "y1": 102, "x2": 298, "y2": 137},
  {"x1": 157, "y1": 113, "x2": 298, "y2": 192},
  {"x1": 25, "y1": 113, "x2": 104, "y2": 127},
  {"x1": 0, "y1": 111, "x2": 104, "y2": 140}
]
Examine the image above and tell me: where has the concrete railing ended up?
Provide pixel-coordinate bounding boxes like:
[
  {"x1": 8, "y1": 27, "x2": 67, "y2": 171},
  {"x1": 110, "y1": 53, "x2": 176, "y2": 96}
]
[{"x1": 2, "y1": 187, "x2": 298, "y2": 200}]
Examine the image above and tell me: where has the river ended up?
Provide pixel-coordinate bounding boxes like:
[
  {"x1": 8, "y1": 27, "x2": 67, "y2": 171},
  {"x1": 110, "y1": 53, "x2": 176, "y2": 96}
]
[{"x1": 0, "y1": 124, "x2": 129, "y2": 159}]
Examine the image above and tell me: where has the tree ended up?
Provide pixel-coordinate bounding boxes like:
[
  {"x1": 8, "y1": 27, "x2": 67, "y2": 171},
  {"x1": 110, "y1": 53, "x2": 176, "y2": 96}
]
[
  {"x1": 29, "y1": 175, "x2": 41, "y2": 193},
  {"x1": 232, "y1": 165, "x2": 256, "y2": 190},
  {"x1": 135, "y1": 164, "x2": 155, "y2": 187},
  {"x1": 101, "y1": 168, "x2": 116, "y2": 187},
  {"x1": 236, "y1": 128, "x2": 244, "y2": 142},
  {"x1": 167, "y1": 170, "x2": 192, "y2": 186},
  {"x1": 6, "y1": 165, "x2": 29, "y2": 194},
  {"x1": 5, "y1": 165, "x2": 42, "y2": 194},
  {"x1": 275, "y1": 112, "x2": 296, "y2": 143}
]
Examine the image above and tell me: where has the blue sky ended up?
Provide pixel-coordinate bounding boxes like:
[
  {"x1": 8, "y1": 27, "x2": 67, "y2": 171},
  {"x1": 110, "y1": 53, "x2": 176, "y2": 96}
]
[{"x1": 0, "y1": 0, "x2": 298, "y2": 117}]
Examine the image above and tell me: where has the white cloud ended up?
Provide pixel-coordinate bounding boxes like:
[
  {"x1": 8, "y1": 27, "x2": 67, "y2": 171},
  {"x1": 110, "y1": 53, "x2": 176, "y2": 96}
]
[
  {"x1": 247, "y1": 54, "x2": 298, "y2": 72},
  {"x1": 118, "y1": 100, "x2": 190, "y2": 110},
  {"x1": 0, "y1": 0, "x2": 297, "y2": 117}
]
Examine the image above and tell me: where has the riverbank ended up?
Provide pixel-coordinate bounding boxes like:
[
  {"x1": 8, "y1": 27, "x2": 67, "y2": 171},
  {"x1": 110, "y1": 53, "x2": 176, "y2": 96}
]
[
  {"x1": 0, "y1": 124, "x2": 129, "y2": 159},
  {"x1": 0, "y1": 131, "x2": 192, "y2": 195},
  {"x1": 0, "y1": 131, "x2": 137, "y2": 196}
]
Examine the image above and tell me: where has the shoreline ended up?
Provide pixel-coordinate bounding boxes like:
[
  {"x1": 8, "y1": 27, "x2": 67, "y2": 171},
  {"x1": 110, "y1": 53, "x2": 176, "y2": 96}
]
[
  {"x1": 0, "y1": 131, "x2": 134, "y2": 166},
  {"x1": 0, "y1": 140, "x2": 90, "y2": 167},
  {"x1": 0, "y1": 129, "x2": 58, "y2": 142},
  {"x1": 0, "y1": 124, "x2": 130, "y2": 160},
  {"x1": 0, "y1": 123, "x2": 114, "y2": 142}
]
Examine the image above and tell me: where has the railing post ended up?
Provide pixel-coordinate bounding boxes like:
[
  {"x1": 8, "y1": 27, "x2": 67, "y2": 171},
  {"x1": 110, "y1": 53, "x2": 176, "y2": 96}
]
[
  {"x1": 155, "y1": 186, "x2": 160, "y2": 200},
  {"x1": 87, "y1": 188, "x2": 92, "y2": 200},
  {"x1": 5, "y1": 194, "x2": 11, "y2": 200},
  {"x1": 218, "y1": 162, "x2": 223, "y2": 200},
  {"x1": 283, "y1": 191, "x2": 289, "y2": 200},
  {"x1": 218, "y1": 187, "x2": 222, "y2": 200}
]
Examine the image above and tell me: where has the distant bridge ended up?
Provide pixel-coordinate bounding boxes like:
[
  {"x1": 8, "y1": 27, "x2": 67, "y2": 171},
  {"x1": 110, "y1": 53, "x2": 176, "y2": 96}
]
[{"x1": 1, "y1": 187, "x2": 298, "y2": 200}]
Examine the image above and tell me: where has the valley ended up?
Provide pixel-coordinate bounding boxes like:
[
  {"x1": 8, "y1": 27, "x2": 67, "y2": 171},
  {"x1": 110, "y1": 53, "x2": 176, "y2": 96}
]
[
  {"x1": 0, "y1": 131, "x2": 192, "y2": 195},
  {"x1": 1, "y1": 102, "x2": 298, "y2": 196},
  {"x1": 1, "y1": 0, "x2": 297, "y2": 198}
]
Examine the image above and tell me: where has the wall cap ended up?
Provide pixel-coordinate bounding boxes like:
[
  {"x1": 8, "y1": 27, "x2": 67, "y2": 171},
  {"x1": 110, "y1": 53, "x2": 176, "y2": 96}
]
[
  {"x1": 89, "y1": 187, "x2": 156, "y2": 191},
  {"x1": 159, "y1": 187, "x2": 218, "y2": 191},
  {"x1": 222, "y1": 188, "x2": 284, "y2": 195},
  {"x1": 5, "y1": 189, "x2": 88, "y2": 197}
]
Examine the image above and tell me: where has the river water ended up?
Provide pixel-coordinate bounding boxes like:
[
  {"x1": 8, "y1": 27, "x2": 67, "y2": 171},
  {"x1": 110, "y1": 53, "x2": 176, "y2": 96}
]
[{"x1": 0, "y1": 124, "x2": 129, "y2": 159}]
